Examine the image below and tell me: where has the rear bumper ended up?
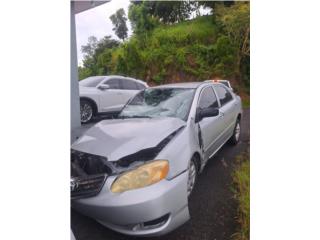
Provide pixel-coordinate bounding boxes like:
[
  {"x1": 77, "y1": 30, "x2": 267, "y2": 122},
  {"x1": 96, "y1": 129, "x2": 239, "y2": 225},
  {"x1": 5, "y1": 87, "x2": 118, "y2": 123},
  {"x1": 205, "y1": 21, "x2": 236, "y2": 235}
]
[{"x1": 72, "y1": 171, "x2": 189, "y2": 236}]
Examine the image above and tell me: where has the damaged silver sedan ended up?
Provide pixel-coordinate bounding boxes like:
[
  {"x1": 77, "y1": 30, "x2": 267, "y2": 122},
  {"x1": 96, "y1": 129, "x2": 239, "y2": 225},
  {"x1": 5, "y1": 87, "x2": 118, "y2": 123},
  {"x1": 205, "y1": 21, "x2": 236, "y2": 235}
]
[{"x1": 71, "y1": 81, "x2": 242, "y2": 236}]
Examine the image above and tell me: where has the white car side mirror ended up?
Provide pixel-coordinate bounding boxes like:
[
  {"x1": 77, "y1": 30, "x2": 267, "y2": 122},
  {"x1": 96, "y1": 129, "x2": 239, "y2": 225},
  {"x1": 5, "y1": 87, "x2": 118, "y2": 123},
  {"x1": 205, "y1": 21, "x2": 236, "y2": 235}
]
[{"x1": 98, "y1": 84, "x2": 110, "y2": 90}]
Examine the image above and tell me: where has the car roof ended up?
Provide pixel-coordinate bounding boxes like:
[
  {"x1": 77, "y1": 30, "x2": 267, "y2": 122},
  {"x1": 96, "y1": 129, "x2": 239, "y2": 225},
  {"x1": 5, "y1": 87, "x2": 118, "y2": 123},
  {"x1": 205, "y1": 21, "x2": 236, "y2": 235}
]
[
  {"x1": 152, "y1": 82, "x2": 204, "y2": 89},
  {"x1": 151, "y1": 81, "x2": 222, "y2": 89},
  {"x1": 98, "y1": 75, "x2": 147, "y2": 85},
  {"x1": 102, "y1": 75, "x2": 131, "y2": 79}
]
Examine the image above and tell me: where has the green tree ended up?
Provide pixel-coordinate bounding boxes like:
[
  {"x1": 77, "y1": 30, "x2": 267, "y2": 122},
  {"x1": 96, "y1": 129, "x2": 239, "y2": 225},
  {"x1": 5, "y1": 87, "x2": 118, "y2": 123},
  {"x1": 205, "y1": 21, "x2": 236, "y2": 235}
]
[
  {"x1": 80, "y1": 35, "x2": 120, "y2": 77},
  {"x1": 81, "y1": 36, "x2": 98, "y2": 58},
  {"x1": 110, "y1": 8, "x2": 128, "y2": 41},
  {"x1": 78, "y1": 3, "x2": 250, "y2": 95},
  {"x1": 198, "y1": 1, "x2": 235, "y2": 13},
  {"x1": 128, "y1": 2, "x2": 159, "y2": 34},
  {"x1": 95, "y1": 36, "x2": 120, "y2": 56},
  {"x1": 215, "y1": 2, "x2": 250, "y2": 81},
  {"x1": 144, "y1": 1, "x2": 197, "y2": 24},
  {"x1": 128, "y1": 1, "x2": 197, "y2": 27}
]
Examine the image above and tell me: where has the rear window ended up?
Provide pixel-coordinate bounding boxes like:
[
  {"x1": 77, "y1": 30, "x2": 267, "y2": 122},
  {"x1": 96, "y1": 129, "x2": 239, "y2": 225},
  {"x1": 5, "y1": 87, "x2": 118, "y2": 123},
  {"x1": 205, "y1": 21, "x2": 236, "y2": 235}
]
[
  {"x1": 121, "y1": 79, "x2": 138, "y2": 90},
  {"x1": 79, "y1": 76, "x2": 104, "y2": 87},
  {"x1": 215, "y1": 86, "x2": 233, "y2": 106},
  {"x1": 136, "y1": 82, "x2": 146, "y2": 90},
  {"x1": 219, "y1": 81, "x2": 230, "y2": 88},
  {"x1": 106, "y1": 79, "x2": 121, "y2": 89}
]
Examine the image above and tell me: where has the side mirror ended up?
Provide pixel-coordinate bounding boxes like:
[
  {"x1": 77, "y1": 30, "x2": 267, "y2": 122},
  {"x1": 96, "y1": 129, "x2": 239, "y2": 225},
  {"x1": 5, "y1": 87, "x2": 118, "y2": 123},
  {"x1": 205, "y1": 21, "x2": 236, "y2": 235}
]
[
  {"x1": 196, "y1": 107, "x2": 219, "y2": 122},
  {"x1": 98, "y1": 84, "x2": 110, "y2": 90}
]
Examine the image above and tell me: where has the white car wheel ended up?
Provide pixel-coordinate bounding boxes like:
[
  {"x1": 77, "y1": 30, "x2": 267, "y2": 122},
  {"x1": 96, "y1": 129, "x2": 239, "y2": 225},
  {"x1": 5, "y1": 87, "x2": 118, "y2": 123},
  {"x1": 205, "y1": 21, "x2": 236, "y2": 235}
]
[{"x1": 80, "y1": 100, "x2": 93, "y2": 123}]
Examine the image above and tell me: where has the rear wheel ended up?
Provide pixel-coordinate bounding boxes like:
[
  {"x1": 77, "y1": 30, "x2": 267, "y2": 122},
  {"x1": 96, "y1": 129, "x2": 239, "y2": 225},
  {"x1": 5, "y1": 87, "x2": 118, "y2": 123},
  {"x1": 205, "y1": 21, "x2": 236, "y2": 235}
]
[
  {"x1": 229, "y1": 118, "x2": 241, "y2": 145},
  {"x1": 80, "y1": 99, "x2": 94, "y2": 123}
]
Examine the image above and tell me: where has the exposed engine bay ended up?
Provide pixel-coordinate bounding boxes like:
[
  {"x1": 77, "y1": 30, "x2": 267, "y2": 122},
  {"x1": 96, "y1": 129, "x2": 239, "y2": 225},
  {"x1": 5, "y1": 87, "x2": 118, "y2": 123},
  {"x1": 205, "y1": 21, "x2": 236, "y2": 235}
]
[{"x1": 71, "y1": 127, "x2": 184, "y2": 199}]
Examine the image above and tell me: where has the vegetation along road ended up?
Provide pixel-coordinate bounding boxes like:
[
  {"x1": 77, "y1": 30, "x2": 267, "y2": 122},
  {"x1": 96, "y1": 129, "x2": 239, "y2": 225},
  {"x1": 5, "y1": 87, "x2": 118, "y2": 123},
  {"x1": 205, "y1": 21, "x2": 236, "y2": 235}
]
[
  {"x1": 79, "y1": 2, "x2": 250, "y2": 103},
  {"x1": 71, "y1": 108, "x2": 250, "y2": 240}
]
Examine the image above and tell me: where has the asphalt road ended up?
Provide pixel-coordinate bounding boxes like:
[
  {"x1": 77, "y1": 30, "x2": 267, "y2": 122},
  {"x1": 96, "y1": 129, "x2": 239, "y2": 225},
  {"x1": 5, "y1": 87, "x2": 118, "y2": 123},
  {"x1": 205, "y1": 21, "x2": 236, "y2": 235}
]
[{"x1": 71, "y1": 108, "x2": 250, "y2": 240}]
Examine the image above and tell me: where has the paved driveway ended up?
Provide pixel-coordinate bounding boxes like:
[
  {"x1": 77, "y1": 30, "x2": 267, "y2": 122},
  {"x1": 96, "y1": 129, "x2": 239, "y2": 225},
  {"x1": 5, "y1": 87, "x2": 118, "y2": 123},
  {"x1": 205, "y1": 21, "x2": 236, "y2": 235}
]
[{"x1": 71, "y1": 108, "x2": 250, "y2": 240}]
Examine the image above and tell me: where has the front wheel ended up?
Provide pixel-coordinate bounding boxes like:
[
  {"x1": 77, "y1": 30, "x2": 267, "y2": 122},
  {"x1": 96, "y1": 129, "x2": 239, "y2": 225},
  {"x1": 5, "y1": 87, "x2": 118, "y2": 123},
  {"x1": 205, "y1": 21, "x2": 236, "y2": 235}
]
[
  {"x1": 229, "y1": 118, "x2": 241, "y2": 145},
  {"x1": 80, "y1": 99, "x2": 94, "y2": 123},
  {"x1": 187, "y1": 158, "x2": 198, "y2": 197}
]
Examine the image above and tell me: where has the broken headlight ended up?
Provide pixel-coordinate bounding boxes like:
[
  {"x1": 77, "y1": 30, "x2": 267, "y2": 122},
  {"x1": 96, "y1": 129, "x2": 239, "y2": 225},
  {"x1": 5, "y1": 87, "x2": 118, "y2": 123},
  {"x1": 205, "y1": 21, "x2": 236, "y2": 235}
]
[{"x1": 111, "y1": 160, "x2": 169, "y2": 193}]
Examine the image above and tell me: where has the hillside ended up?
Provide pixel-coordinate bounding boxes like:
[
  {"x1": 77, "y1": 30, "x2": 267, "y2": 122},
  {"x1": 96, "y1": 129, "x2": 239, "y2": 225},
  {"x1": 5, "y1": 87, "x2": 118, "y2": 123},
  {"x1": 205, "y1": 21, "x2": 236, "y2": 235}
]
[{"x1": 79, "y1": 8, "x2": 249, "y2": 99}]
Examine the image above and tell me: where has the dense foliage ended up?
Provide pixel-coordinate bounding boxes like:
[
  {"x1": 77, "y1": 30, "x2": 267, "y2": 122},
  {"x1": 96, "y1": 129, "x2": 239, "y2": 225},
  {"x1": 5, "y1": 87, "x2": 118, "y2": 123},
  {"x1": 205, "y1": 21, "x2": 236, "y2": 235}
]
[
  {"x1": 134, "y1": 1, "x2": 198, "y2": 24},
  {"x1": 78, "y1": 1, "x2": 249, "y2": 95},
  {"x1": 79, "y1": 36, "x2": 120, "y2": 79}
]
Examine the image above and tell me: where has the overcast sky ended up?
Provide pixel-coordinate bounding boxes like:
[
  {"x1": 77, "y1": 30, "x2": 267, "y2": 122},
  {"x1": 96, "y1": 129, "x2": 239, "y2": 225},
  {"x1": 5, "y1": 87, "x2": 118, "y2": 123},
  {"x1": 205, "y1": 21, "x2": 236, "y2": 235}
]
[{"x1": 75, "y1": 0, "x2": 132, "y2": 65}]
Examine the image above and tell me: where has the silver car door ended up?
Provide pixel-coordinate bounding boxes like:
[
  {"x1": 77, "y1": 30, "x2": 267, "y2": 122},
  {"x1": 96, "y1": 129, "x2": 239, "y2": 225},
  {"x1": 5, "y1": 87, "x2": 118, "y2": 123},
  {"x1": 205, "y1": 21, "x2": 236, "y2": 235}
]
[
  {"x1": 99, "y1": 78, "x2": 124, "y2": 112},
  {"x1": 213, "y1": 85, "x2": 237, "y2": 142},
  {"x1": 197, "y1": 86, "x2": 225, "y2": 161}
]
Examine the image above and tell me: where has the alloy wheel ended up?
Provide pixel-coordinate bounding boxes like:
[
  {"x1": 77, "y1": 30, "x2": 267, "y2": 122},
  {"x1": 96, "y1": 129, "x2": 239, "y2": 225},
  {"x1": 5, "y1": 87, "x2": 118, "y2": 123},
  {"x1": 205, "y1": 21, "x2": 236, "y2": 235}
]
[
  {"x1": 187, "y1": 160, "x2": 197, "y2": 197},
  {"x1": 80, "y1": 102, "x2": 93, "y2": 123},
  {"x1": 235, "y1": 122, "x2": 241, "y2": 142}
]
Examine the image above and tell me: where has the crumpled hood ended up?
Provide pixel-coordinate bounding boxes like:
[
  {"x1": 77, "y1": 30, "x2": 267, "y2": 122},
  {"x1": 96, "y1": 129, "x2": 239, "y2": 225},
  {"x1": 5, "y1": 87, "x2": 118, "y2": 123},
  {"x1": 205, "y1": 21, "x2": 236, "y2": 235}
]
[{"x1": 71, "y1": 117, "x2": 186, "y2": 160}]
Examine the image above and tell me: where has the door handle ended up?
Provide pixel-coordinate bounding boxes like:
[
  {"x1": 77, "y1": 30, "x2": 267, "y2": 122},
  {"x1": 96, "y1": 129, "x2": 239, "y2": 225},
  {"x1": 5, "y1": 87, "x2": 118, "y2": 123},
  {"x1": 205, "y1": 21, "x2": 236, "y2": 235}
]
[{"x1": 219, "y1": 112, "x2": 224, "y2": 118}]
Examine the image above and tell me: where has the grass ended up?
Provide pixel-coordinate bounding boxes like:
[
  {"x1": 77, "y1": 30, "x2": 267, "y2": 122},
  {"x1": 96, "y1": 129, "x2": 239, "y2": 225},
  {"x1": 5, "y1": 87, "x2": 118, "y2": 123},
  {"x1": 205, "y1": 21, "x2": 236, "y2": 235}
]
[
  {"x1": 242, "y1": 98, "x2": 250, "y2": 108},
  {"x1": 82, "y1": 14, "x2": 250, "y2": 96},
  {"x1": 109, "y1": 16, "x2": 226, "y2": 83},
  {"x1": 232, "y1": 149, "x2": 250, "y2": 240},
  {"x1": 151, "y1": 16, "x2": 217, "y2": 46}
]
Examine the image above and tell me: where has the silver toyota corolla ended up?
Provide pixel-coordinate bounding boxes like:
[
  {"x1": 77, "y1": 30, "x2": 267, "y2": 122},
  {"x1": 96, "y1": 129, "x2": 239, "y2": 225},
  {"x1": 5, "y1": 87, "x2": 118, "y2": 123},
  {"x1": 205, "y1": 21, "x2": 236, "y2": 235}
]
[{"x1": 71, "y1": 81, "x2": 242, "y2": 236}]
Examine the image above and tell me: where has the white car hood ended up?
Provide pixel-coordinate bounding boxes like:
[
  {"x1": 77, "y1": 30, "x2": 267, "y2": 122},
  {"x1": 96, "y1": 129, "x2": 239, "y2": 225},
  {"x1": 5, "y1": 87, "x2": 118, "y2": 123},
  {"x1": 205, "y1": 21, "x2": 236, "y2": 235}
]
[{"x1": 71, "y1": 117, "x2": 186, "y2": 160}]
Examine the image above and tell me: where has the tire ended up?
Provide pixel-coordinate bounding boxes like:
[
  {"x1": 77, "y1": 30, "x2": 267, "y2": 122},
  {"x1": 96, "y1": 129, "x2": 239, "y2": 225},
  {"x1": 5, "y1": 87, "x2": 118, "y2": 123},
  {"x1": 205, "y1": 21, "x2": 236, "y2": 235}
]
[
  {"x1": 187, "y1": 157, "x2": 198, "y2": 198},
  {"x1": 229, "y1": 118, "x2": 241, "y2": 145},
  {"x1": 80, "y1": 99, "x2": 94, "y2": 123}
]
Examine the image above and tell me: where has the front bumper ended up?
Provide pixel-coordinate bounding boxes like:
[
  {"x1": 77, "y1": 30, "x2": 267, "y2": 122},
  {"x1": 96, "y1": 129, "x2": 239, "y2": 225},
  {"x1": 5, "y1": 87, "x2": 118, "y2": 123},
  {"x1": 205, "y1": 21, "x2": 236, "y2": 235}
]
[{"x1": 72, "y1": 171, "x2": 189, "y2": 236}]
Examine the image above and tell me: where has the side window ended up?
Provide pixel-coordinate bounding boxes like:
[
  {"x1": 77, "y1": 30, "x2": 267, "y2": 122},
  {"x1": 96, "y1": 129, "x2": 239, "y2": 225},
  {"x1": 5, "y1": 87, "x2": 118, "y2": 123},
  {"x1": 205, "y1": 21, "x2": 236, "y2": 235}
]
[
  {"x1": 121, "y1": 79, "x2": 138, "y2": 90},
  {"x1": 105, "y1": 79, "x2": 121, "y2": 89},
  {"x1": 215, "y1": 86, "x2": 233, "y2": 106},
  {"x1": 136, "y1": 82, "x2": 146, "y2": 90},
  {"x1": 198, "y1": 87, "x2": 219, "y2": 110}
]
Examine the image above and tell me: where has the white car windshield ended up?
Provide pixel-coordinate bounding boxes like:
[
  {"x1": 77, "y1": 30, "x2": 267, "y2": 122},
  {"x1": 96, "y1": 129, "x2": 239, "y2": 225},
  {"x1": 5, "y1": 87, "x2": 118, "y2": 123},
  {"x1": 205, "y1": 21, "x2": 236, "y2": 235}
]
[
  {"x1": 119, "y1": 88, "x2": 195, "y2": 121},
  {"x1": 79, "y1": 76, "x2": 105, "y2": 87}
]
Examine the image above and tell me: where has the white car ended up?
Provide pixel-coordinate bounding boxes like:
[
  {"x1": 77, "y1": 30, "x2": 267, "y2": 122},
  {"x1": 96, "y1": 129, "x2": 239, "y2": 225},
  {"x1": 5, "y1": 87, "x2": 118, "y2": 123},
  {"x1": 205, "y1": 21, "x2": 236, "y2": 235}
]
[{"x1": 79, "y1": 75, "x2": 148, "y2": 123}]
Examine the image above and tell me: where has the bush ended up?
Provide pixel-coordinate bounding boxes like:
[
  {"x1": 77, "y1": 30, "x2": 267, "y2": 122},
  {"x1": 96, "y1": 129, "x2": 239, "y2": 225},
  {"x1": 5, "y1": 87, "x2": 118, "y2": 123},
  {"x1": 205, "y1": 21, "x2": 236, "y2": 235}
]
[{"x1": 79, "y1": 13, "x2": 250, "y2": 95}]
